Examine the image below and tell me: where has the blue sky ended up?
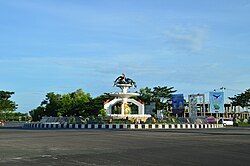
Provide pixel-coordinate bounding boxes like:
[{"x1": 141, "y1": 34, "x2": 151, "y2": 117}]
[{"x1": 0, "y1": 0, "x2": 250, "y2": 113}]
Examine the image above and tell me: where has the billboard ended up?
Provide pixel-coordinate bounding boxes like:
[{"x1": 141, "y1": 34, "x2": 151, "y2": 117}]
[
  {"x1": 188, "y1": 94, "x2": 205, "y2": 117},
  {"x1": 189, "y1": 95, "x2": 198, "y2": 117},
  {"x1": 172, "y1": 94, "x2": 184, "y2": 115},
  {"x1": 209, "y1": 92, "x2": 224, "y2": 113}
]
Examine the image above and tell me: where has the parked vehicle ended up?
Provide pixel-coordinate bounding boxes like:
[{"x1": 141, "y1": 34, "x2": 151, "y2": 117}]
[
  {"x1": 218, "y1": 118, "x2": 233, "y2": 126},
  {"x1": 206, "y1": 117, "x2": 216, "y2": 124}
]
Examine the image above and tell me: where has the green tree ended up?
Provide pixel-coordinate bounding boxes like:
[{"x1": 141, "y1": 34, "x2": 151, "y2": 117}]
[
  {"x1": 29, "y1": 106, "x2": 45, "y2": 121},
  {"x1": 59, "y1": 93, "x2": 73, "y2": 116},
  {"x1": 0, "y1": 91, "x2": 17, "y2": 112},
  {"x1": 229, "y1": 89, "x2": 250, "y2": 111},
  {"x1": 152, "y1": 86, "x2": 176, "y2": 110},
  {"x1": 138, "y1": 86, "x2": 176, "y2": 111},
  {"x1": 138, "y1": 87, "x2": 153, "y2": 105},
  {"x1": 41, "y1": 92, "x2": 62, "y2": 117},
  {"x1": 39, "y1": 89, "x2": 92, "y2": 117},
  {"x1": 3, "y1": 112, "x2": 28, "y2": 121},
  {"x1": 0, "y1": 91, "x2": 18, "y2": 120},
  {"x1": 67, "y1": 89, "x2": 91, "y2": 116},
  {"x1": 99, "y1": 108, "x2": 108, "y2": 119},
  {"x1": 87, "y1": 93, "x2": 114, "y2": 116}
]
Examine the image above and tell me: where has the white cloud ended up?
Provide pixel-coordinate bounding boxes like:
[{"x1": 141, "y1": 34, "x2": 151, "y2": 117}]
[{"x1": 163, "y1": 25, "x2": 208, "y2": 52}]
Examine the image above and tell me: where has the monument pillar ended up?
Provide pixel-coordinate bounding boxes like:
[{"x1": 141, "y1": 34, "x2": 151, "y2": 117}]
[{"x1": 104, "y1": 73, "x2": 151, "y2": 121}]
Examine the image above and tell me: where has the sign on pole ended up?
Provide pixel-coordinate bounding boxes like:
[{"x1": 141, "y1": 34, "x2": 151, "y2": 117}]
[
  {"x1": 209, "y1": 92, "x2": 224, "y2": 113},
  {"x1": 188, "y1": 95, "x2": 198, "y2": 117},
  {"x1": 188, "y1": 94, "x2": 205, "y2": 117},
  {"x1": 172, "y1": 94, "x2": 184, "y2": 115}
]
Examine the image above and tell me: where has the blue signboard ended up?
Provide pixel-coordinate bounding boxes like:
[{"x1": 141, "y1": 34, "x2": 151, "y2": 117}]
[
  {"x1": 172, "y1": 94, "x2": 184, "y2": 115},
  {"x1": 209, "y1": 92, "x2": 224, "y2": 113}
]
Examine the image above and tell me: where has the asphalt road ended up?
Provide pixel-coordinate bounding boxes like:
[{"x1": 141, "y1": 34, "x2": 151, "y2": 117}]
[{"x1": 0, "y1": 127, "x2": 249, "y2": 166}]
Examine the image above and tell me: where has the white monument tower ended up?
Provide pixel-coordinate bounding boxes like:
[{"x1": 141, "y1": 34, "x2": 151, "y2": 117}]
[{"x1": 104, "y1": 73, "x2": 151, "y2": 121}]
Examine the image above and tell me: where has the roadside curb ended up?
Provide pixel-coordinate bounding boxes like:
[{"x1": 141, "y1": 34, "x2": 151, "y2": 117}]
[{"x1": 24, "y1": 123, "x2": 224, "y2": 129}]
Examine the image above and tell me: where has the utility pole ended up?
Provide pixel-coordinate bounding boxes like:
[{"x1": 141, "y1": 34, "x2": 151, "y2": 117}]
[{"x1": 220, "y1": 87, "x2": 226, "y2": 118}]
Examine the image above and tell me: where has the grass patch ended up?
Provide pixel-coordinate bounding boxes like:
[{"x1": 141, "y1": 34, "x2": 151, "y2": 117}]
[{"x1": 238, "y1": 122, "x2": 250, "y2": 127}]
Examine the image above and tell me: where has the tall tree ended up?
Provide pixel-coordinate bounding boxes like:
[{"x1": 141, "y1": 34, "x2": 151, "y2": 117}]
[
  {"x1": 138, "y1": 87, "x2": 153, "y2": 105},
  {"x1": 66, "y1": 89, "x2": 91, "y2": 116},
  {"x1": 152, "y1": 86, "x2": 176, "y2": 103},
  {"x1": 0, "y1": 91, "x2": 17, "y2": 113},
  {"x1": 41, "y1": 92, "x2": 62, "y2": 117},
  {"x1": 87, "y1": 93, "x2": 114, "y2": 116},
  {"x1": 29, "y1": 106, "x2": 45, "y2": 121},
  {"x1": 39, "y1": 89, "x2": 92, "y2": 117},
  {"x1": 138, "y1": 86, "x2": 177, "y2": 111},
  {"x1": 152, "y1": 86, "x2": 177, "y2": 110},
  {"x1": 229, "y1": 89, "x2": 250, "y2": 111}
]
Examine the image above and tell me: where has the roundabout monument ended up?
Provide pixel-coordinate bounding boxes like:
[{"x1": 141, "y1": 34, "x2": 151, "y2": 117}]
[
  {"x1": 104, "y1": 73, "x2": 151, "y2": 122},
  {"x1": 25, "y1": 73, "x2": 224, "y2": 129}
]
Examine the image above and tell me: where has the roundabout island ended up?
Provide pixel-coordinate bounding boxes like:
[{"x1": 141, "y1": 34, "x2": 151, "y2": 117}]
[{"x1": 24, "y1": 74, "x2": 224, "y2": 130}]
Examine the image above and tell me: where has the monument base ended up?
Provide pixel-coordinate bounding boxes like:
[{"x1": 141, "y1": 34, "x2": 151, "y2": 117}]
[{"x1": 108, "y1": 114, "x2": 151, "y2": 122}]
